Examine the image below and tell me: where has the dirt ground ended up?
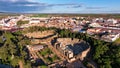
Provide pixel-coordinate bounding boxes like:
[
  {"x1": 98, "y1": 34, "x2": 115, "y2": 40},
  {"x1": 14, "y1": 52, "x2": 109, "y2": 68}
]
[{"x1": 25, "y1": 30, "x2": 55, "y2": 38}]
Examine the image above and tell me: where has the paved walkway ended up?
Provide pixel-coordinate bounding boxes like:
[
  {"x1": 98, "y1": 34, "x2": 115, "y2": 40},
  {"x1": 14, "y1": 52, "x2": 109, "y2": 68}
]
[{"x1": 19, "y1": 60, "x2": 23, "y2": 68}]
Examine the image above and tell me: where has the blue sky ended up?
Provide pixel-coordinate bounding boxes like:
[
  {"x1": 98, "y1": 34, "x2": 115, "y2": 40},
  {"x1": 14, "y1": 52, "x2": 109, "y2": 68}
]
[{"x1": 0, "y1": 0, "x2": 120, "y2": 13}]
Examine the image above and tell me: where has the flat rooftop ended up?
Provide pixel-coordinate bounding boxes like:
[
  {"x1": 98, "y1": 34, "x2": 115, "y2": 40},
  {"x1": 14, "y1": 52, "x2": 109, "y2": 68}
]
[
  {"x1": 57, "y1": 38, "x2": 89, "y2": 55},
  {"x1": 66, "y1": 42, "x2": 89, "y2": 55}
]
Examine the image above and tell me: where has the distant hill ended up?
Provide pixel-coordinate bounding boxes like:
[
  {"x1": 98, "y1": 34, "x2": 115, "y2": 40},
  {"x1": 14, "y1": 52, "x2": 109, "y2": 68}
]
[
  {"x1": 0, "y1": 12, "x2": 4, "y2": 13},
  {"x1": 0, "y1": 11, "x2": 20, "y2": 16}
]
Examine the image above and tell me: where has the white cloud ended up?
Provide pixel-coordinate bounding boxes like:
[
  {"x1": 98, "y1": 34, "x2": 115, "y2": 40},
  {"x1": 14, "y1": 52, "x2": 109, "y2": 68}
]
[
  {"x1": 11, "y1": 0, "x2": 19, "y2": 2},
  {"x1": 1, "y1": 0, "x2": 19, "y2": 2},
  {"x1": 1, "y1": 0, "x2": 37, "y2": 2},
  {"x1": 19, "y1": 4, "x2": 40, "y2": 7},
  {"x1": 26, "y1": 0, "x2": 36, "y2": 2}
]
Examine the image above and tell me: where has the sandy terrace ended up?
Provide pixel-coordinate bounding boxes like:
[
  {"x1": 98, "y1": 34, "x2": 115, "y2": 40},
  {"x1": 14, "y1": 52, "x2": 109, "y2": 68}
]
[{"x1": 25, "y1": 30, "x2": 55, "y2": 38}]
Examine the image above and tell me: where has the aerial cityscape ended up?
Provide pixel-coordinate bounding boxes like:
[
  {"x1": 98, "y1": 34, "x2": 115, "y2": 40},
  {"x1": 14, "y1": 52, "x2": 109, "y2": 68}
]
[{"x1": 0, "y1": 0, "x2": 120, "y2": 68}]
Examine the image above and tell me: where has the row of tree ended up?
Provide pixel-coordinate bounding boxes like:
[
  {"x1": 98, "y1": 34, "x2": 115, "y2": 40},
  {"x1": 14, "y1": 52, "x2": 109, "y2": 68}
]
[{"x1": 0, "y1": 31, "x2": 31, "y2": 68}]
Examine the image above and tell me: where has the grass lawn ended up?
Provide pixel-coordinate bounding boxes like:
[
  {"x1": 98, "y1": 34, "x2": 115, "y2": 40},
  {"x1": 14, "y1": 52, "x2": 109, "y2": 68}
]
[
  {"x1": 31, "y1": 14, "x2": 48, "y2": 17},
  {"x1": 0, "y1": 36, "x2": 3, "y2": 43},
  {"x1": 39, "y1": 48, "x2": 60, "y2": 63},
  {"x1": 39, "y1": 48, "x2": 52, "y2": 56},
  {"x1": 114, "y1": 38, "x2": 120, "y2": 45},
  {"x1": 17, "y1": 20, "x2": 29, "y2": 26}
]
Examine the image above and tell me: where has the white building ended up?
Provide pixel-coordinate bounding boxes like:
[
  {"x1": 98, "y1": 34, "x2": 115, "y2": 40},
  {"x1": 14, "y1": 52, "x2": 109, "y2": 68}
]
[
  {"x1": 89, "y1": 23, "x2": 102, "y2": 27},
  {"x1": 0, "y1": 19, "x2": 4, "y2": 26},
  {"x1": 107, "y1": 19, "x2": 117, "y2": 24},
  {"x1": 4, "y1": 19, "x2": 17, "y2": 27},
  {"x1": 29, "y1": 19, "x2": 40, "y2": 24}
]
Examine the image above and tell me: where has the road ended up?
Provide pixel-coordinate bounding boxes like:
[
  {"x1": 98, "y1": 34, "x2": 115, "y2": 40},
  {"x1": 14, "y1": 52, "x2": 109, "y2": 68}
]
[{"x1": 35, "y1": 51, "x2": 48, "y2": 64}]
